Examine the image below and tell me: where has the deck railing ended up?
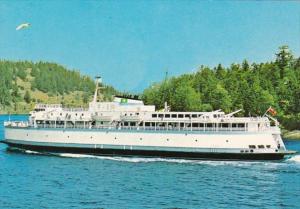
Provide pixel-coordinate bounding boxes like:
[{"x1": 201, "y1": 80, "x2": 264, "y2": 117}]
[
  {"x1": 21, "y1": 123, "x2": 250, "y2": 132},
  {"x1": 5, "y1": 121, "x2": 276, "y2": 133}
]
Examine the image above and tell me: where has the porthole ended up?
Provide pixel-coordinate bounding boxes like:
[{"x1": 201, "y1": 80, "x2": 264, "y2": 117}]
[
  {"x1": 140, "y1": 138, "x2": 142, "y2": 140},
  {"x1": 226, "y1": 140, "x2": 229, "y2": 143},
  {"x1": 68, "y1": 136, "x2": 69, "y2": 138},
  {"x1": 250, "y1": 150, "x2": 254, "y2": 153},
  {"x1": 90, "y1": 136, "x2": 93, "y2": 139},
  {"x1": 195, "y1": 139, "x2": 198, "y2": 142},
  {"x1": 115, "y1": 137, "x2": 117, "y2": 139},
  {"x1": 166, "y1": 139, "x2": 169, "y2": 141},
  {"x1": 26, "y1": 134, "x2": 28, "y2": 136}
]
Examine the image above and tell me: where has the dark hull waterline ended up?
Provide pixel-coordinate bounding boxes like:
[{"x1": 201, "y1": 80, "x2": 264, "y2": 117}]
[{"x1": 2, "y1": 141, "x2": 287, "y2": 161}]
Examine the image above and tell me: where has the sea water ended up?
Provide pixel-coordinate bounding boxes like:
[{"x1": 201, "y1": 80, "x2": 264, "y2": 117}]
[{"x1": 0, "y1": 115, "x2": 300, "y2": 209}]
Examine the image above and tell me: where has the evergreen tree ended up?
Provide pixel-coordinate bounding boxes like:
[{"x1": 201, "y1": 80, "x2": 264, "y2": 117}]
[{"x1": 24, "y1": 90, "x2": 31, "y2": 104}]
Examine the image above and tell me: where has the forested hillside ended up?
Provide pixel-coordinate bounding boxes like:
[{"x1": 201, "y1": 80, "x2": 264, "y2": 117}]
[
  {"x1": 142, "y1": 46, "x2": 300, "y2": 131},
  {"x1": 1, "y1": 46, "x2": 299, "y2": 131},
  {"x1": 0, "y1": 61, "x2": 118, "y2": 113}
]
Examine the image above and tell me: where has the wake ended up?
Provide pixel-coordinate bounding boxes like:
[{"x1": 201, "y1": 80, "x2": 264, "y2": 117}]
[
  {"x1": 287, "y1": 154, "x2": 300, "y2": 163},
  {"x1": 8, "y1": 148, "x2": 300, "y2": 166}
]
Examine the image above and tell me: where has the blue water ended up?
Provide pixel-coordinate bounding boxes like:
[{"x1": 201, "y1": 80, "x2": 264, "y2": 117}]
[{"x1": 0, "y1": 115, "x2": 300, "y2": 209}]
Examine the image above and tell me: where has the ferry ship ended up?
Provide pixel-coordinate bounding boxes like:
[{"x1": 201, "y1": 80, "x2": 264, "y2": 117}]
[{"x1": 2, "y1": 77, "x2": 295, "y2": 160}]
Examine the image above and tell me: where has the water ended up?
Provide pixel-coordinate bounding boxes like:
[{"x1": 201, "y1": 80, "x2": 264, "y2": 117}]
[{"x1": 0, "y1": 115, "x2": 300, "y2": 209}]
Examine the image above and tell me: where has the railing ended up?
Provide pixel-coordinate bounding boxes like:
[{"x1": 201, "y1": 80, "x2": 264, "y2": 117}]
[
  {"x1": 28, "y1": 124, "x2": 249, "y2": 132},
  {"x1": 5, "y1": 121, "x2": 277, "y2": 133}
]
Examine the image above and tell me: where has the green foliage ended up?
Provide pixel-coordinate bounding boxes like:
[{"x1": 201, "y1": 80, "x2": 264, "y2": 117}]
[
  {"x1": 142, "y1": 46, "x2": 300, "y2": 130},
  {"x1": 30, "y1": 62, "x2": 95, "y2": 94},
  {"x1": 0, "y1": 60, "x2": 118, "y2": 111},
  {"x1": 24, "y1": 90, "x2": 31, "y2": 104}
]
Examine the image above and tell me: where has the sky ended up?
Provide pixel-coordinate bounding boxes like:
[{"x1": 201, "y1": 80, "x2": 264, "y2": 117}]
[{"x1": 0, "y1": 0, "x2": 300, "y2": 92}]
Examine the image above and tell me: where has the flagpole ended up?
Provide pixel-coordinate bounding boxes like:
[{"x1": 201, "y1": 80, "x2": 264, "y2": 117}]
[{"x1": 263, "y1": 106, "x2": 271, "y2": 117}]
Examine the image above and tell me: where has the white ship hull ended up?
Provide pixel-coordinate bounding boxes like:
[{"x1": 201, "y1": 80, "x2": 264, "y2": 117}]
[{"x1": 3, "y1": 127, "x2": 288, "y2": 160}]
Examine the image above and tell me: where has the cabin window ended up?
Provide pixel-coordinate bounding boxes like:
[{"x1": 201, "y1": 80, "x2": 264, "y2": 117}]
[
  {"x1": 185, "y1": 114, "x2": 190, "y2": 118},
  {"x1": 130, "y1": 122, "x2": 136, "y2": 126},
  {"x1": 249, "y1": 145, "x2": 256, "y2": 149},
  {"x1": 171, "y1": 114, "x2": 177, "y2": 118},
  {"x1": 178, "y1": 114, "x2": 183, "y2": 118},
  {"x1": 199, "y1": 123, "x2": 204, "y2": 127},
  {"x1": 266, "y1": 145, "x2": 271, "y2": 148},
  {"x1": 192, "y1": 123, "x2": 199, "y2": 128},
  {"x1": 145, "y1": 122, "x2": 150, "y2": 127},
  {"x1": 192, "y1": 114, "x2": 197, "y2": 118},
  {"x1": 159, "y1": 114, "x2": 164, "y2": 118},
  {"x1": 151, "y1": 122, "x2": 155, "y2": 127},
  {"x1": 258, "y1": 145, "x2": 265, "y2": 149},
  {"x1": 124, "y1": 122, "x2": 128, "y2": 126},
  {"x1": 152, "y1": 114, "x2": 157, "y2": 118},
  {"x1": 238, "y1": 123, "x2": 245, "y2": 128},
  {"x1": 221, "y1": 123, "x2": 229, "y2": 128},
  {"x1": 206, "y1": 123, "x2": 213, "y2": 128},
  {"x1": 165, "y1": 114, "x2": 170, "y2": 118},
  {"x1": 180, "y1": 123, "x2": 184, "y2": 127},
  {"x1": 136, "y1": 113, "x2": 139, "y2": 116}
]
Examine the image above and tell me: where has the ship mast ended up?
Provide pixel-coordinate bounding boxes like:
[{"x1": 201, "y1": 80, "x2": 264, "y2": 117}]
[{"x1": 93, "y1": 76, "x2": 103, "y2": 103}]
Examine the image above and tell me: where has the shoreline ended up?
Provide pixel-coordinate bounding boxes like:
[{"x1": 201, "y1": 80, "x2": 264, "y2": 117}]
[{"x1": 282, "y1": 130, "x2": 300, "y2": 140}]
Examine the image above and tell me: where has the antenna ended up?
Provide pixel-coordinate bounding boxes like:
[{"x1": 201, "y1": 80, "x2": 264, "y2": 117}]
[
  {"x1": 162, "y1": 69, "x2": 170, "y2": 111},
  {"x1": 93, "y1": 76, "x2": 102, "y2": 103}
]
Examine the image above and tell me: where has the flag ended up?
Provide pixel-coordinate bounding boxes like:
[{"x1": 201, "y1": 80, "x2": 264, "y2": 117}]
[{"x1": 267, "y1": 107, "x2": 277, "y2": 116}]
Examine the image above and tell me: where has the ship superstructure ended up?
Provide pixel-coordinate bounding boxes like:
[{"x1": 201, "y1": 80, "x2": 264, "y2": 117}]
[{"x1": 2, "y1": 77, "x2": 294, "y2": 160}]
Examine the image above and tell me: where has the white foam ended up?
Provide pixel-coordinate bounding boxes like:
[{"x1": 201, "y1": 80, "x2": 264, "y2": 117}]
[
  {"x1": 54, "y1": 153, "x2": 262, "y2": 166},
  {"x1": 287, "y1": 155, "x2": 300, "y2": 163},
  {"x1": 24, "y1": 150, "x2": 41, "y2": 155}
]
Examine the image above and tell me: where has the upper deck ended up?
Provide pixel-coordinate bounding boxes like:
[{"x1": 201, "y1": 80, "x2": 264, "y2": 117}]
[{"x1": 5, "y1": 76, "x2": 280, "y2": 134}]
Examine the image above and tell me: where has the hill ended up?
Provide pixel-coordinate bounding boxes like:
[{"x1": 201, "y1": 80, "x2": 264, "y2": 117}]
[
  {"x1": 142, "y1": 46, "x2": 300, "y2": 132},
  {"x1": 0, "y1": 60, "x2": 118, "y2": 113}
]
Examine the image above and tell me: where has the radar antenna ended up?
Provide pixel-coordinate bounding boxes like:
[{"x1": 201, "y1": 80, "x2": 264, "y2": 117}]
[{"x1": 93, "y1": 76, "x2": 104, "y2": 103}]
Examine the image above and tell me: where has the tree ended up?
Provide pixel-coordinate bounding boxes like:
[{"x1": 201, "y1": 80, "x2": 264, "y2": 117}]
[
  {"x1": 24, "y1": 90, "x2": 31, "y2": 104},
  {"x1": 172, "y1": 84, "x2": 201, "y2": 111},
  {"x1": 276, "y1": 45, "x2": 293, "y2": 78},
  {"x1": 210, "y1": 84, "x2": 232, "y2": 112}
]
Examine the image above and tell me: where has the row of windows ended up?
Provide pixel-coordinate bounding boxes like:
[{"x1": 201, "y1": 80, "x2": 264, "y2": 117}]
[
  {"x1": 248, "y1": 145, "x2": 271, "y2": 149},
  {"x1": 122, "y1": 122, "x2": 246, "y2": 128},
  {"x1": 151, "y1": 113, "x2": 223, "y2": 118},
  {"x1": 152, "y1": 114, "x2": 200, "y2": 118},
  {"x1": 49, "y1": 113, "x2": 85, "y2": 117}
]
